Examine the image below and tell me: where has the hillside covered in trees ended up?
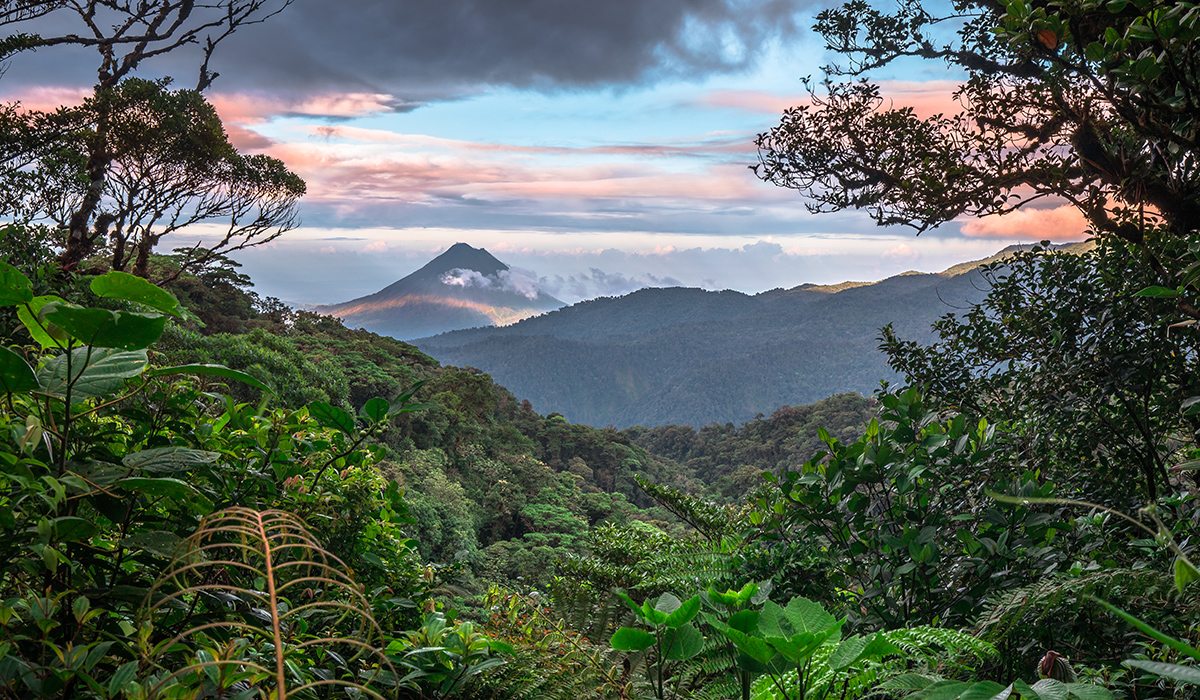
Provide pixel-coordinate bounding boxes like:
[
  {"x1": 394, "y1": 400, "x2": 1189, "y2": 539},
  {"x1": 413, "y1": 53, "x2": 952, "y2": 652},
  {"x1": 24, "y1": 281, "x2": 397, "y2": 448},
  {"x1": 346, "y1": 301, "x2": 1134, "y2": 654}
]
[
  {"x1": 2, "y1": 0, "x2": 1199, "y2": 699},
  {"x1": 416, "y1": 247, "x2": 1069, "y2": 427}
]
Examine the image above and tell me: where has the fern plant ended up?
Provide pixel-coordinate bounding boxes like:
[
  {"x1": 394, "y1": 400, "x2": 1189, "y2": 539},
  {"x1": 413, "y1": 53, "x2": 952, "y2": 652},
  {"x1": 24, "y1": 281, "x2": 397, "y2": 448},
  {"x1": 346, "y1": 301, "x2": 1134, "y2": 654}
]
[{"x1": 139, "y1": 506, "x2": 397, "y2": 698}]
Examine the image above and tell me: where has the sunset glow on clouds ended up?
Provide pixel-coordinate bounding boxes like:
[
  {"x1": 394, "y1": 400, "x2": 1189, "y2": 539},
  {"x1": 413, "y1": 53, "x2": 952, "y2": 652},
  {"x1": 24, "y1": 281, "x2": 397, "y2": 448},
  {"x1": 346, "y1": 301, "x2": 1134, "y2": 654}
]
[{"x1": 0, "y1": 0, "x2": 1087, "y2": 304}]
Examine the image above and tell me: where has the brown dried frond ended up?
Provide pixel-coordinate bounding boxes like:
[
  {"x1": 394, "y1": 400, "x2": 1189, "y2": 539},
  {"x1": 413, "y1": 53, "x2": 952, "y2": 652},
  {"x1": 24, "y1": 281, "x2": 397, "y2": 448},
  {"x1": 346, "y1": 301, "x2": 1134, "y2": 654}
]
[{"x1": 139, "y1": 507, "x2": 397, "y2": 699}]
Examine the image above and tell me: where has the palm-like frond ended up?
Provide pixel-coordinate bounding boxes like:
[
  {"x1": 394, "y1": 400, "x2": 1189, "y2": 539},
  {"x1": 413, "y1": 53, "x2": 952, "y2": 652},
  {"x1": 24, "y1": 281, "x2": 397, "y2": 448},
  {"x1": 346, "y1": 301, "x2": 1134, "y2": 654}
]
[{"x1": 139, "y1": 507, "x2": 395, "y2": 699}]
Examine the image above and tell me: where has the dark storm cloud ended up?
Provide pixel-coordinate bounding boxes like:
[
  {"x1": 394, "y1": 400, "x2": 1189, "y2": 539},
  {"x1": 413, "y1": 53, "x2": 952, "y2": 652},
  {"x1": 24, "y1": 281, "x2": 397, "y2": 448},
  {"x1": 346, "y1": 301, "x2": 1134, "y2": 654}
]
[{"x1": 1, "y1": 0, "x2": 810, "y2": 101}]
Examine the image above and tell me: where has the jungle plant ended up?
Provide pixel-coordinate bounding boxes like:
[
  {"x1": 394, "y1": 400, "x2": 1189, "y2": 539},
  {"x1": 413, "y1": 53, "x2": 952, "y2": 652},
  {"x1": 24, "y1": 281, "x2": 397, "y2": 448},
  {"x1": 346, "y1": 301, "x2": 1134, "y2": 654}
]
[
  {"x1": 609, "y1": 591, "x2": 706, "y2": 700},
  {"x1": 704, "y1": 594, "x2": 995, "y2": 700},
  {"x1": 0, "y1": 259, "x2": 446, "y2": 697},
  {"x1": 139, "y1": 506, "x2": 396, "y2": 698},
  {"x1": 751, "y1": 388, "x2": 1068, "y2": 628}
]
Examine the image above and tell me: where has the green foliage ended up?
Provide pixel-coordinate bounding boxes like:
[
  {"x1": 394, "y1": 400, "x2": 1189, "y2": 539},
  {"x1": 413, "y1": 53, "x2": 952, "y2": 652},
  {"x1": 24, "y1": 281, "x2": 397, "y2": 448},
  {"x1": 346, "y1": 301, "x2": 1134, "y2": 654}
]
[
  {"x1": 750, "y1": 388, "x2": 1068, "y2": 628},
  {"x1": 0, "y1": 259, "x2": 472, "y2": 697}
]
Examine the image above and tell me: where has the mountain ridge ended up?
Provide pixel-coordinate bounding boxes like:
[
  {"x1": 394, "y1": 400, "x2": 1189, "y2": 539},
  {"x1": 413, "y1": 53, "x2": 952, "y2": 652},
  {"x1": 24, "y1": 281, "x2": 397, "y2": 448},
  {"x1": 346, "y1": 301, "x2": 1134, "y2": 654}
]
[{"x1": 415, "y1": 241, "x2": 1091, "y2": 427}]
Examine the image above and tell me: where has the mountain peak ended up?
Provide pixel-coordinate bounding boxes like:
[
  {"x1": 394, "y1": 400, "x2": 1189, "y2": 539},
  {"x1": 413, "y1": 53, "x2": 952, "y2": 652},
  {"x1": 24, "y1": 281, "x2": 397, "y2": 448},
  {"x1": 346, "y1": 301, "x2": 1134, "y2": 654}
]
[
  {"x1": 418, "y1": 242, "x2": 508, "y2": 278},
  {"x1": 315, "y1": 243, "x2": 561, "y2": 340}
]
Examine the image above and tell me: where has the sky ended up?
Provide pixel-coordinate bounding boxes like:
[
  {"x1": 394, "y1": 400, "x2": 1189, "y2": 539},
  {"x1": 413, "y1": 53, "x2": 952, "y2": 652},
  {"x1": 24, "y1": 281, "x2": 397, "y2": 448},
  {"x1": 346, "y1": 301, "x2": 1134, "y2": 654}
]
[{"x1": 1, "y1": 0, "x2": 1089, "y2": 305}]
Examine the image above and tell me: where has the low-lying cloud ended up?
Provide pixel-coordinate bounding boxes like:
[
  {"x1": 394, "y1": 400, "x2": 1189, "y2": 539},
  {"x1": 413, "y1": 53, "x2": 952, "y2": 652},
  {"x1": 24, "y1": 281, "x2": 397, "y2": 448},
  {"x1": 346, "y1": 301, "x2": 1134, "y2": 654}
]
[
  {"x1": 441, "y1": 268, "x2": 542, "y2": 300},
  {"x1": 539, "y1": 268, "x2": 683, "y2": 300}
]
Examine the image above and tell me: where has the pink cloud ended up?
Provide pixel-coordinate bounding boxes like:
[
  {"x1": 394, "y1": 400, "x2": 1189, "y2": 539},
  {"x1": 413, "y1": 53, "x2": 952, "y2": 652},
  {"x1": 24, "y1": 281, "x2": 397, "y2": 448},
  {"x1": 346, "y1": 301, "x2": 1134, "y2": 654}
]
[
  {"x1": 959, "y1": 205, "x2": 1090, "y2": 241},
  {"x1": 699, "y1": 80, "x2": 963, "y2": 120}
]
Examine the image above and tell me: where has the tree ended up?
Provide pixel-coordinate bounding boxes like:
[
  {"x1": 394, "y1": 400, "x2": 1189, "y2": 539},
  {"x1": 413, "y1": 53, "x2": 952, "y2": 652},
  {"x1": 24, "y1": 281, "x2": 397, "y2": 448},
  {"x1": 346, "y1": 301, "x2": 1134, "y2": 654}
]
[
  {"x1": 4, "y1": 79, "x2": 304, "y2": 278},
  {"x1": 0, "y1": 0, "x2": 294, "y2": 268},
  {"x1": 756, "y1": 0, "x2": 1200, "y2": 315},
  {"x1": 882, "y1": 241, "x2": 1200, "y2": 502}
]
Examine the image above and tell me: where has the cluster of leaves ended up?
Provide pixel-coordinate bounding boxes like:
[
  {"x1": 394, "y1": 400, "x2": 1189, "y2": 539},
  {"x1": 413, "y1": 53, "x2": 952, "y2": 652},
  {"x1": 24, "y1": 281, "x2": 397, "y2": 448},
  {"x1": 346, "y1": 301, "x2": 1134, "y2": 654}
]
[{"x1": 0, "y1": 259, "x2": 510, "y2": 697}]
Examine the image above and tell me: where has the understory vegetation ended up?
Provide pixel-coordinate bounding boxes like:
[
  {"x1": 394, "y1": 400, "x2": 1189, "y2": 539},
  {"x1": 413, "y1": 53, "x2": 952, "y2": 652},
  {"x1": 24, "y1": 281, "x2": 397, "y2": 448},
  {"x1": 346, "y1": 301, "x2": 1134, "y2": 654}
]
[{"x1": 2, "y1": 0, "x2": 1200, "y2": 697}]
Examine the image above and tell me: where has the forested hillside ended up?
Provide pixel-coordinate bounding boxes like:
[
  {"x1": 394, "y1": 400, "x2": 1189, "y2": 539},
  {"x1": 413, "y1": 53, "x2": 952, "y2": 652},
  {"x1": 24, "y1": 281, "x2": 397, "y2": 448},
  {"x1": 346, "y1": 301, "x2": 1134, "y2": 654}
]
[{"x1": 417, "y1": 248, "x2": 1054, "y2": 426}]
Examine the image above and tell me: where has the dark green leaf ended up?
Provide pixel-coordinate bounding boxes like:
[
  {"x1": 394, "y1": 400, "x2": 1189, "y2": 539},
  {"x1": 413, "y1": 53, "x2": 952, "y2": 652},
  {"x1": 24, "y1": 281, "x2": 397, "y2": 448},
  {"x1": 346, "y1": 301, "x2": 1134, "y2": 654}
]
[
  {"x1": 90, "y1": 271, "x2": 183, "y2": 317},
  {"x1": 0, "y1": 346, "x2": 38, "y2": 394},
  {"x1": 1133, "y1": 285, "x2": 1180, "y2": 298},
  {"x1": 42, "y1": 305, "x2": 166, "y2": 350},
  {"x1": 50, "y1": 516, "x2": 98, "y2": 542},
  {"x1": 37, "y1": 348, "x2": 148, "y2": 401},
  {"x1": 360, "y1": 397, "x2": 390, "y2": 422},
  {"x1": 662, "y1": 624, "x2": 704, "y2": 660},
  {"x1": 610, "y1": 627, "x2": 655, "y2": 652},
  {"x1": 118, "y1": 477, "x2": 212, "y2": 510},
  {"x1": 122, "y1": 447, "x2": 221, "y2": 473},
  {"x1": 308, "y1": 401, "x2": 356, "y2": 434},
  {"x1": 0, "y1": 261, "x2": 33, "y2": 306}
]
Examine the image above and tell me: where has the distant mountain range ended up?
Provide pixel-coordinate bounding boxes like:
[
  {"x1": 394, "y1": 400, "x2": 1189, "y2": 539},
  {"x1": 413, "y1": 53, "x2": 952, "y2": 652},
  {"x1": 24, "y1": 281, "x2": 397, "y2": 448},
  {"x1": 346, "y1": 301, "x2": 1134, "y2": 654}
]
[
  {"x1": 415, "y1": 243, "x2": 1090, "y2": 428},
  {"x1": 316, "y1": 243, "x2": 563, "y2": 339}
]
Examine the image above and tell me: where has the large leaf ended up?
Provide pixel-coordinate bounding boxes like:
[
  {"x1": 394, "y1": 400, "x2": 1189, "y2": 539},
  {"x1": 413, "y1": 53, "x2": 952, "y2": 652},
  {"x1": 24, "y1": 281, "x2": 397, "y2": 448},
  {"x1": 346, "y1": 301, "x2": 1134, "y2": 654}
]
[
  {"x1": 17, "y1": 295, "x2": 68, "y2": 349},
  {"x1": 90, "y1": 271, "x2": 182, "y2": 317},
  {"x1": 1123, "y1": 660, "x2": 1200, "y2": 686},
  {"x1": 706, "y1": 616, "x2": 776, "y2": 665},
  {"x1": 662, "y1": 595, "x2": 701, "y2": 628},
  {"x1": 122, "y1": 447, "x2": 221, "y2": 474},
  {"x1": 360, "y1": 397, "x2": 390, "y2": 422},
  {"x1": 148, "y1": 363, "x2": 270, "y2": 392},
  {"x1": 37, "y1": 347, "x2": 149, "y2": 401},
  {"x1": 118, "y1": 476, "x2": 212, "y2": 510},
  {"x1": 42, "y1": 305, "x2": 166, "y2": 350},
  {"x1": 0, "y1": 261, "x2": 33, "y2": 306},
  {"x1": 0, "y1": 346, "x2": 38, "y2": 394},
  {"x1": 308, "y1": 401, "x2": 356, "y2": 435},
  {"x1": 610, "y1": 627, "x2": 655, "y2": 652},
  {"x1": 662, "y1": 624, "x2": 704, "y2": 660}
]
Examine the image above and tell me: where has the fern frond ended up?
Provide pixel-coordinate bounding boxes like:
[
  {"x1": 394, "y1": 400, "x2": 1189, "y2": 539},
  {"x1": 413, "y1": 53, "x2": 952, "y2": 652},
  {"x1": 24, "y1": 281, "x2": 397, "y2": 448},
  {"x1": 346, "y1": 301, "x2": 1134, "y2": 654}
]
[{"x1": 139, "y1": 507, "x2": 395, "y2": 699}]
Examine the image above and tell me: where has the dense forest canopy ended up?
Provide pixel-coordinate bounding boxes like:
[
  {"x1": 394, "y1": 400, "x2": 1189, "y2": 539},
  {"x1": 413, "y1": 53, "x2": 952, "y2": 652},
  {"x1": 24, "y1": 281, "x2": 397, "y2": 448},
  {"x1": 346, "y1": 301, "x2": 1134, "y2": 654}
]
[{"x1": 0, "y1": 0, "x2": 1198, "y2": 699}]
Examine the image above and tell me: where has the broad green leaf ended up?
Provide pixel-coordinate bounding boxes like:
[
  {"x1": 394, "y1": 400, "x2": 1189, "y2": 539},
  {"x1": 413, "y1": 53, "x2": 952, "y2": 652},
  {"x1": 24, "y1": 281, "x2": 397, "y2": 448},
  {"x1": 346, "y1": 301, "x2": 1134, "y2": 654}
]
[
  {"x1": 1133, "y1": 285, "x2": 1180, "y2": 298},
  {"x1": 118, "y1": 477, "x2": 212, "y2": 510},
  {"x1": 727, "y1": 609, "x2": 759, "y2": 633},
  {"x1": 1030, "y1": 679, "x2": 1069, "y2": 700},
  {"x1": 148, "y1": 363, "x2": 270, "y2": 392},
  {"x1": 122, "y1": 447, "x2": 220, "y2": 473},
  {"x1": 17, "y1": 295, "x2": 66, "y2": 349},
  {"x1": 0, "y1": 261, "x2": 32, "y2": 306},
  {"x1": 782, "y1": 595, "x2": 839, "y2": 635},
  {"x1": 610, "y1": 626, "x2": 655, "y2": 652},
  {"x1": 1174, "y1": 555, "x2": 1199, "y2": 593},
  {"x1": 0, "y1": 346, "x2": 38, "y2": 394},
  {"x1": 829, "y1": 635, "x2": 869, "y2": 670},
  {"x1": 654, "y1": 592, "x2": 683, "y2": 614},
  {"x1": 90, "y1": 271, "x2": 183, "y2": 317},
  {"x1": 662, "y1": 624, "x2": 704, "y2": 660},
  {"x1": 706, "y1": 616, "x2": 775, "y2": 665},
  {"x1": 49, "y1": 516, "x2": 99, "y2": 542},
  {"x1": 662, "y1": 595, "x2": 700, "y2": 628},
  {"x1": 308, "y1": 401, "x2": 356, "y2": 434},
  {"x1": 108, "y1": 661, "x2": 139, "y2": 696},
  {"x1": 37, "y1": 348, "x2": 148, "y2": 401},
  {"x1": 1122, "y1": 660, "x2": 1200, "y2": 686},
  {"x1": 41, "y1": 305, "x2": 165, "y2": 350},
  {"x1": 360, "y1": 397, "x2": 390, "y2": 422},
  {"x1": 1063, "y1": 682, "x2": 1115, "y2": 699}
]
